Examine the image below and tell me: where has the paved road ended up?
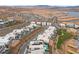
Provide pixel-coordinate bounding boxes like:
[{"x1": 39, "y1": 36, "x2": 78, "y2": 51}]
[
  {"x1": 18, "y1": 30, "x2": 43, "y2": 54},
  {"x1": 18, "y1": 26, "x2": 47, "y2": 54},
  {"x1": 9, "y1": 27, "x2": 44, "y2": 54},
  {"x1": 18, "y1": 37, "x2": 36, "y2": 54},
  {"x1": 0, "y1": 22, "x2": 29, "y2": 36}
]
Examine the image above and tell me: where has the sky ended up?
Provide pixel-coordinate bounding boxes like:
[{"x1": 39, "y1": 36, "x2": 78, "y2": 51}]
[{"x1": 0, "y1": 0, "x2": 79, "y2": 6}]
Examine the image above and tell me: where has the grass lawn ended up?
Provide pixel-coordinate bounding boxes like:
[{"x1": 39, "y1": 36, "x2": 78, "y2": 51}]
[{"x1": 56, "y1": 29, "x2": 73, "y2": 49}]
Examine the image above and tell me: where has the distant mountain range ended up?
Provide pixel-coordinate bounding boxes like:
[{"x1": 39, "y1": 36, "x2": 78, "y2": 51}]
[
  {"x1": 0, "y1": 5, "x2": 79, "y2": 8},
  {"x1": 13, "y1": 5, "x2": 79, "y2": 8}
]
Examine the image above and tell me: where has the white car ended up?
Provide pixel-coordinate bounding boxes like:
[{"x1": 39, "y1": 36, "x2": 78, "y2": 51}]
[
  {"x1": 28, "y1": 49, "x2": 45, "y2": 54},
  {"x1": 29, "y1": 40, "x2": 44, "y2": 51}
]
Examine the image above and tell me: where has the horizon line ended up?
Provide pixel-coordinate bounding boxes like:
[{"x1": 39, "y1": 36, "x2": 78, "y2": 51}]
[{"x1": 0, "y1": 5, "x2": 79, "y2": 6}]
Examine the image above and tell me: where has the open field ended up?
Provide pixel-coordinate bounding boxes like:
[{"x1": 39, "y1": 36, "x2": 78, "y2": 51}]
[{"x1": 0, "y1": 6, "x2": 79, "y2": 23}]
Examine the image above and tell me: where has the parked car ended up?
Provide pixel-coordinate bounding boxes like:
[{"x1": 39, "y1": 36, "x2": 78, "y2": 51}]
[{"x1": 29, "y1": 40, "x2": 44, "y2": 52}]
